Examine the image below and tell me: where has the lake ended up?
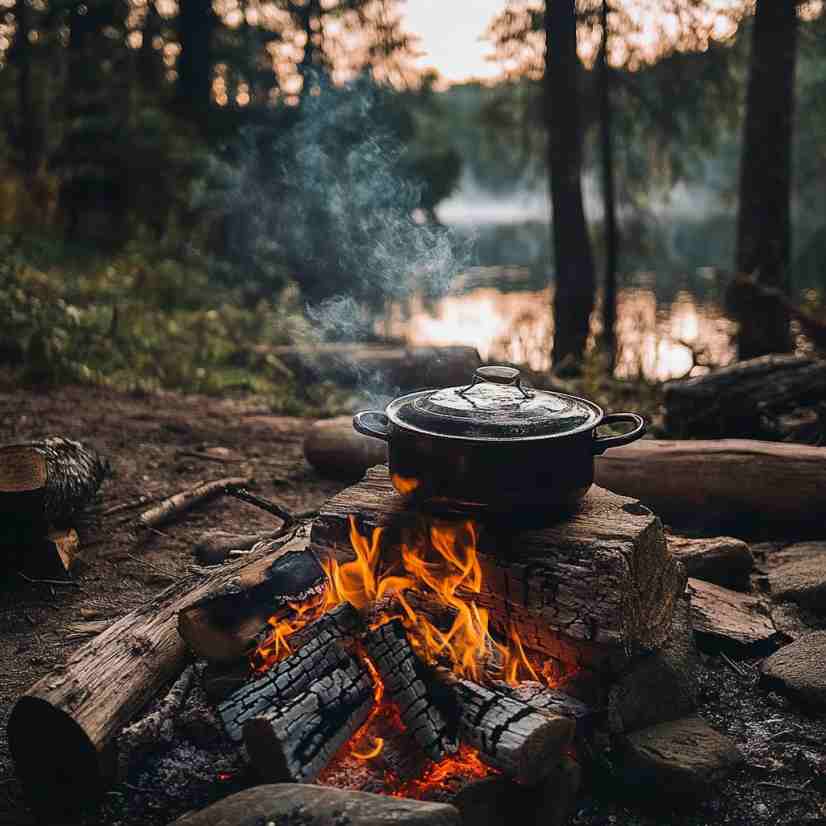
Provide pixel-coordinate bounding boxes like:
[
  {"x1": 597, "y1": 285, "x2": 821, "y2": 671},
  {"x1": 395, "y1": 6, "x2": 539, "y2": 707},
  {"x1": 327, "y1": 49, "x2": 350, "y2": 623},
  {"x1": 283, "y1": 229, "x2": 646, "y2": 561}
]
[{"x1": 383, "y1": 266, "x2": 737, "y2": 381}]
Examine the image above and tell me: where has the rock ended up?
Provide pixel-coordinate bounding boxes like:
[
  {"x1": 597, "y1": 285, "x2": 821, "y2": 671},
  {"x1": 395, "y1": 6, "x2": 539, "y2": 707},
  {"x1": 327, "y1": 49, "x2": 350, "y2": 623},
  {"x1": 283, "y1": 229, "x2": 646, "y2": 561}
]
[
  {"x1": 608, "y1": 595, "x2": 698, "y2": 733},
  {"x1": 770, "y1": 601, "x2": 824, "y2": 641},
  {"x1": 170, "y1": 784, "x2": 461, "y2": 826},
  {"x1": 760, "y1": 631, "x2": 826, "y2": 709},
  {"x1": 452, "y1": 757, "x2": 581, "y2": 826},
  {"x1": 621, "y1": 716, "x2": 742, "y2": 801},
  {"x1": 666, "y1": 534, "x2": 753, "y2": 590},
  {"x1": 766, "y1": 542, "x2": 826, "y2": 613},
  {"x1": 688, "y1": 578, "x2": 779, "y2": 657}
]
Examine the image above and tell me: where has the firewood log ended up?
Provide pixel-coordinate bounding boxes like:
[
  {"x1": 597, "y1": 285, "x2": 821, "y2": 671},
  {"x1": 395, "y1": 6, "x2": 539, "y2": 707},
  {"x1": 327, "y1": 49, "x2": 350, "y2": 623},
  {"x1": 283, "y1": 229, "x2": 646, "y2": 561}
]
[
  {"x1": 0, "y1": 437, "x2": 107, "y2": 527},
  {"x1": 178, "y1": 527, "x2": 325, "y2": 664},
  {"x1": 595, "y1": 438, "x2": 826, "y2": 531},
  {"x1": 6, "y1": 535, "x2": 313, "y2": 810},
  {"x1": 364, "y1": 619, "x2": 457, "y2": 761},
  {"x1": 433, "y1": 671, "x2": 574, "y2": 786},
  {"x1": 243, "y1": 647, "x2": 375, "y2": 783},
  {"x1": 217, "y1": 603, "x2": 363, "y2": 742},
  {"x1": 311, "y1": 466, "x2": 683, "y2": 674}
]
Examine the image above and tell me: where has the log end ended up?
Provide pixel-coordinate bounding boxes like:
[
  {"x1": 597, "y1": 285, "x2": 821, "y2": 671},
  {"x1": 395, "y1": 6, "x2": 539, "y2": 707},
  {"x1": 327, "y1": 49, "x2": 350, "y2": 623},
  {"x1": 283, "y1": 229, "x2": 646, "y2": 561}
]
[
  {"x1": 8, "y1": 696, "x2": 105, "y2": 810},
  {"x1": 517, "y1": 714, "x2": 576, "y2": 786},
  {"x1": 242, "y1": 717, "x2": 294, "y2": 783}
]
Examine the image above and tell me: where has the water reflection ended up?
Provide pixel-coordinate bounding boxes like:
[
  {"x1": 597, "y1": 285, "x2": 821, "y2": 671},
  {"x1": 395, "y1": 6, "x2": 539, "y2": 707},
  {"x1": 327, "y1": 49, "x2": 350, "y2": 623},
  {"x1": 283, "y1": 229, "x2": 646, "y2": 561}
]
[{"x1": 384, "y1": 273, "x2": 736, "y2": 381}]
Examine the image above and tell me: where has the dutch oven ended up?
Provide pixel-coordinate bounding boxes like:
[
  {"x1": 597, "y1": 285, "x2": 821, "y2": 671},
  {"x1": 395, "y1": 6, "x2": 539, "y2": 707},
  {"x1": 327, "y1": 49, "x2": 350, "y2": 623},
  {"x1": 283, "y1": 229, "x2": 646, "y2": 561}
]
[{"x1": 353, "y1": 365, "x2": 646, "y2": 511}]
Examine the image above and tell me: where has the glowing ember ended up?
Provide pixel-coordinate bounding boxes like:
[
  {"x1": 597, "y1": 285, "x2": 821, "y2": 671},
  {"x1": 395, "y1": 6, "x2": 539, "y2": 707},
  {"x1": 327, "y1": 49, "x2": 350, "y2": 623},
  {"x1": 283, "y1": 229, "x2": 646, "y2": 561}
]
[
  {"x1": 388, "y1": 744, "x2": 494, "y2": 799},
  {"x1": 352, "y1": 737, "x2": 385, "y2": 761}
]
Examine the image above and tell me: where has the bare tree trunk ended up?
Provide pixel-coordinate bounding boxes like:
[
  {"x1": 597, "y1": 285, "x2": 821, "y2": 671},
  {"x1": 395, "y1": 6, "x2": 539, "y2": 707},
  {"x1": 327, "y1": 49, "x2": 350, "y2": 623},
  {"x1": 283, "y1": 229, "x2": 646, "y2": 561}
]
[
  {"x1": 734, "y1": 0, "x2": 798, "y2": 360},
  {"x1": 598, "y1": 0, "x2": 618, "y2": 368},
  {"x1": 545, "y1": 0, "x2": 596, "y2": 368}
]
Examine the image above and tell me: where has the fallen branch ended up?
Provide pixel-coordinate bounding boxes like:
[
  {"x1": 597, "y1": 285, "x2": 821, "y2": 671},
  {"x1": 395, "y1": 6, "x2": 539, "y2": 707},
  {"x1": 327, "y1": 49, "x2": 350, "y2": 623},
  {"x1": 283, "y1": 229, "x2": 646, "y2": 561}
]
[{"x1": 137, "y1": 476, "x2": 251, "y2": 530}]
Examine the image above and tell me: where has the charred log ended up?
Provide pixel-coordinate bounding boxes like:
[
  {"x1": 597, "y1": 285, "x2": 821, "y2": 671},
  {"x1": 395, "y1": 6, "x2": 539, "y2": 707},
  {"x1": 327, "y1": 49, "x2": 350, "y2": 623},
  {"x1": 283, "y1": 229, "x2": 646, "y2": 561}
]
[
  {"x1": 218, "y1": 603, "x2": 363, "y2": 743},
  {"x1": 364, "y1": 619, "x2": 457, "y2": 761},
  {"x1": 178, "y1": 527, "x2": 325, "y2": 663},
  {"x1": 311, "y1": 466, "x2": 682, "y2": 674},
  {"x1": 434, "y1": 671, "x2": 574, "y2": 786},
  {"x1": 243, "y1": 648, "x2": 375, "y2": 783}
]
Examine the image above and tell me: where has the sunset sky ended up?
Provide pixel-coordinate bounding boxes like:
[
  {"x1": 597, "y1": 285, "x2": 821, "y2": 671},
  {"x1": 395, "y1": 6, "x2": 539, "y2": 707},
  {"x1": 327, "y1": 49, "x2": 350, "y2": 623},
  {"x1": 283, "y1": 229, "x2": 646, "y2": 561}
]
[{"x1": 403, "y1": 0, "x2": 506, "y2": 82}]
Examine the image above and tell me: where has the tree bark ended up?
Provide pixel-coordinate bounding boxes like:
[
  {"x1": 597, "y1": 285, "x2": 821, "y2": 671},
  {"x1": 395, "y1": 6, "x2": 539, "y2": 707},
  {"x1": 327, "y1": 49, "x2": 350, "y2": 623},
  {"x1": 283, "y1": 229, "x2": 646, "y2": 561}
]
[
  {"x1": 7, "y1": 537, "x2": 311, "y2": 810},
  {"x1": 734, "y1": 0, "x2": 798, "y2": 359},
  {"x1": 598, "y1": 0, "x2": 618, "y2": 367},
  {"x1": 546, "y1": 0, "x2": 596, "y2": 366}
]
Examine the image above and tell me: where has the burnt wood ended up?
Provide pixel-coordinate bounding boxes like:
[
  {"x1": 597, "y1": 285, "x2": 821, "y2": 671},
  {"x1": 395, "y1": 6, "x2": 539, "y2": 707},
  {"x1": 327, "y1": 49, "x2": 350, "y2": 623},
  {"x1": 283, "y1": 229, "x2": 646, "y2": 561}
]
[
  {"x1": 363, "y1": 619, "x2": 457, "y2": 761},
  {"x1": 0, "y1": 437, "x2": 107, "y2": 528},
  {"x1": 435, "y1": 671, "x2": 574, "y2": 786},
  {"x1": 178, "y1": 526, "x2": 326, "y2": 663},
  {"x1": 217, "y1": 603, "x2": 363, "y2": 743},
  {"x1": 243, "y1": 648, "x2": 375, "y2": 783},
  {"x1": 6, "y1": 536, "x2": 310, "y2": 809},
  {"x1": 311, "y1": 466, "x2": 682, "y2": 674},
  {"x1": 500, "y1": 681, "x2": 593, "y2": 745}
]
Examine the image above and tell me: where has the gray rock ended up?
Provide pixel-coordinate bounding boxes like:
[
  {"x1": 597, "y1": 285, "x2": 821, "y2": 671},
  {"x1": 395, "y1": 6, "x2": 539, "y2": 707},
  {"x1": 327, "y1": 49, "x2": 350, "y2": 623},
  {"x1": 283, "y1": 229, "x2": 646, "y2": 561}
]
[
  {"x1": 170, "y1": 784, "x2": 461, "y2": 826},
  {"x1": 760, "y1": 631, "x2": 826, "y2": 708},
  {"x1": 622, "y1": 716, "x2": 742, "y2": 800},
  {"x1": 667, "y1": 534, "x2": 753, "y2": 589},
  {"x1": 608, "y1": 596, "x2": 698, "y2": 733},
  {"x1": 767, "y1": 542, "x2": 826, "y2": 613}
]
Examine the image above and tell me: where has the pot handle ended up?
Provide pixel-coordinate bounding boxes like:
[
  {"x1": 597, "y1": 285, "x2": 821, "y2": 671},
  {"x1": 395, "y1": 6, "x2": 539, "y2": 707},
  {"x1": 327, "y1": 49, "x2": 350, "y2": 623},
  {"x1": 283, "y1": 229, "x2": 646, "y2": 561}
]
[
  {"x1": 592, "y1": 413, "x2": 647, "y2": 455},
  {"x1": 353, "y1": 411, "x2": 392, "y2": 442}
]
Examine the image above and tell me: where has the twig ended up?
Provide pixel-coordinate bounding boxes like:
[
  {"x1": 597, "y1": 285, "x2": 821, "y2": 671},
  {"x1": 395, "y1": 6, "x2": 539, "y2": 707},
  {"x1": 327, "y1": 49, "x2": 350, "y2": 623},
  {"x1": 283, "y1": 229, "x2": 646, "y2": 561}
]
[
  {"x1": 17, "y1": 572, "x2": 81, "y2": 588},
  {"x1": 125, "y1": 553, "x2": 178, "y2": 582},
  {"x1": 755, "y1": 779, "x2": 813, "y2": 793},
  {"x1": 176, "y1": 450, "x2": 238, "y2": 464},
  {"x1": 100, "y1": 495, "x2": 159, "y2": 517},
  {"x1": 223, "y1": 485, "x2": 293, "y2": 523},
  {"x1": 720, "y1": 652, "x2": 749, "y2": 679},
  {"x1": 137, "y1": 476, "x2": 251, "y2": 530},
  {"x1": 767, "y1": 728, "x2": 798, "y2": 741}
]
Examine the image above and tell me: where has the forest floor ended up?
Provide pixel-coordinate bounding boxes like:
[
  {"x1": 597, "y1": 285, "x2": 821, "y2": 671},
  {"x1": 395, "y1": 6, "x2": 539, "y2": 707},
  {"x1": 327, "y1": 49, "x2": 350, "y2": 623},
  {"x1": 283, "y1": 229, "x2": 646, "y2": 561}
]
[{"x1": 0, "y1": 385, "x2": 824, "y2": 826}]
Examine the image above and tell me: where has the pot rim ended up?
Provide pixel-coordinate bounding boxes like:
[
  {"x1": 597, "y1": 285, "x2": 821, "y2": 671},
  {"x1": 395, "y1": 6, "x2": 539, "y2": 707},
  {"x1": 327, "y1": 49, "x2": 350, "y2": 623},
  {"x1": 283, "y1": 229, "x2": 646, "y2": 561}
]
[{"x1": 384, "y1": 388, "x2": 606, "y2": 443}]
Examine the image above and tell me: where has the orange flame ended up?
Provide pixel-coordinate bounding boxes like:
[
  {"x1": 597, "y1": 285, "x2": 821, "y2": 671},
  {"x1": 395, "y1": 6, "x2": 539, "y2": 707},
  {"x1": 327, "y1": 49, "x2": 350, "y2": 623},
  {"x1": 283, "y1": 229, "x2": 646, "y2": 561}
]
[
  {"x1": 388, "y1": 743, "x2": 494, "y2": 799},
  {"x1": 352, "y1": 737, "x2": 385, "y2": 761},
  {"x1": 391, "y1": 473, "x2": 421, "y2": 495}
]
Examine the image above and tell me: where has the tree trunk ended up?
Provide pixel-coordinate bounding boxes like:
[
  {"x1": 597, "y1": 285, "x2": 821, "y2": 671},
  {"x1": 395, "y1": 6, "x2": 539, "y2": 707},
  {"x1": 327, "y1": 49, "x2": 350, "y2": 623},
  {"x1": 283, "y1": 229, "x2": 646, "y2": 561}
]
[
  {"x1": 176, "y1": 0, "x2": 215, "y2": 119},
  {"x1": 545, "y1": 0, "x2": 596, "y2": 367},
  {"x1": 598, "y1": 0, "x2": 618, "y2": 367},
  {"x1": 734, "y1": 0, "x2": 798, "y2": 359}
]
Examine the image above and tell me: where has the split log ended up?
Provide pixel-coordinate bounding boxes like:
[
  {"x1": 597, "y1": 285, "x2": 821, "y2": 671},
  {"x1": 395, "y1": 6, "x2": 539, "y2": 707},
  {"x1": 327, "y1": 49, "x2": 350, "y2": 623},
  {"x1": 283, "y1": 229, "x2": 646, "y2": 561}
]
[
  {"x1": 666, "y1": 534, "x2": 753, "y2": 590},
  {"x1": 243, "y1": 647, "x2": 375, "y2": 783},
  {"x1": 595, "y1": 438, "x2": 826, "y2": 531},
  {"x1": 304, "y1": 416, "x2": 387, "y2": 480},
  {"x1": 663, "y1": 354, "x2": 826, "y2": 439},
  {"x1": 687, "y1": 578, "x2": 780, "y2": 657},
  {"x1": 434, "y1": 671, "x2": 574, "y2": 786},
  {"x1": 256, "y1": 343, "x2": 481, "y2": 390},
  {"x1": 20, "y1": 527, "x2": 81, "y2": 579},
  {"x1": 217, "y1": 603, "x2": 364, "y2": 742},
  {"x1": 178, "y1": 527, "x2": 325, "y2": 664},
  {"x1": 311, "y1": 466, "x2": 683, "y2": 674},
  {"x1": 7, "y1": 534, "x2": 314, "y2": 810},
  {"x1": 0, "y1": 437, "x2": 107, "y2": 527},
  {"x1": 364, "y1": 619, "x2": 457, "y2": 760},
  {"x1": 137, "y1": 476, "x2": 251, "y2": 530}
]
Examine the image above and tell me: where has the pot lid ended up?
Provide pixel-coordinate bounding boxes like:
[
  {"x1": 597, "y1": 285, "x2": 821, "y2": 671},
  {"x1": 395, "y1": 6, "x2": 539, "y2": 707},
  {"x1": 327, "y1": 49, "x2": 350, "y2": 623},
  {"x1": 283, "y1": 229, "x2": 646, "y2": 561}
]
[{"x1": 386, "y1": 366, "x2": 603, "y2": 441}]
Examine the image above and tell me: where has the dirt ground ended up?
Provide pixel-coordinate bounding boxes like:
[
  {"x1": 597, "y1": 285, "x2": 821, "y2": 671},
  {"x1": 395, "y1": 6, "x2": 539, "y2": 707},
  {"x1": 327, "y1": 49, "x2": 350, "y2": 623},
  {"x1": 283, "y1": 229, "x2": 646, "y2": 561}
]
[{"x1": 1, "y1": 386, "x2": 825, "y2": 826}]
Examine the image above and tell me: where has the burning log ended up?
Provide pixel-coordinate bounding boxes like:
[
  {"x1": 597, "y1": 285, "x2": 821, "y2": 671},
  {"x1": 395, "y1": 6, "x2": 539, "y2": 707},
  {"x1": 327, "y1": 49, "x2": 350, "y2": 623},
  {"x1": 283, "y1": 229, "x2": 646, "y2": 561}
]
[
  {"x1": 364, "y1": 619, "x2": 457, "y2": 761},
  {"x1": 0, "y1": 437, "x2": 107, "y2": 528},
  {"x1": 595, "y1": 438, "x2": 826, "y2": 532},
  {"x1": 243, "y1": 647, "x2": 375, "y2": 783},
  {"x1": 311, "y1": 466, "x2": 683, "y2": 674},
  {"x1": 434, "y1": 670, "x2": 574, "y2": 786},
  {"x1": 7, "y1": 535, "x2": 313, "y2": 809},
  {"x1": 178, "y1": 527, "x2": 325, "y2": 664},
  {"x1": 217, "y1": 603, "x2": 364, "y2": 743}
]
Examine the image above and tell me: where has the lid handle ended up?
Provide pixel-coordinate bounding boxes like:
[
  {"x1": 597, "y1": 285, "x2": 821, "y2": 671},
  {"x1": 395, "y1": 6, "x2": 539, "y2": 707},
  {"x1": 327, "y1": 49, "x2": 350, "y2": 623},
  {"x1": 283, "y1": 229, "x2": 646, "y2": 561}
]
[{"x1": 458, "y1": 365, "x2": 530, "y2": 399}]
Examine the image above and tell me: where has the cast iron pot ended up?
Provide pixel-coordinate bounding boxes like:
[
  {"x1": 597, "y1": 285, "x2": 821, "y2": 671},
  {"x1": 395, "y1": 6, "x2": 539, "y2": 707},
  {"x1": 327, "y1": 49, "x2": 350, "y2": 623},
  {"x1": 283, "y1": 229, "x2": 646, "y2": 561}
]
[{"x1": 353, "y1": 365, "x2": 646, "y2": 511}]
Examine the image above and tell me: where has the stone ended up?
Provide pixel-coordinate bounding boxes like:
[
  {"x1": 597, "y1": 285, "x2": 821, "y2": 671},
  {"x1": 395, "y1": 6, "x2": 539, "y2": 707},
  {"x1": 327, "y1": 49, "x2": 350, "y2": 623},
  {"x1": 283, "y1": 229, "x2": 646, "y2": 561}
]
[
  {"x1": 688, "y1": 578, "x2": 779, "y2": 657},
  {"x1": 170, "y1": 784, "x2": 461, "y2": 826},
  {"x1": 760, "y1": 631, "x2": 826, "y2": 709},
  {"x1": 452, "y1": 757, "x2": 581, "y2": 826},
  {"x1": 666, "y1": 533, "x2": 753, "y2": 590},
  {"x1": 608, "y1": 595, "x2": 698, "y2": 733},
  {"x1": 766, "y1": 542, "x2": 826, "y2": 613},
  {"x1": 621, "y1": 716, "x2": 742, "y2": 801}
]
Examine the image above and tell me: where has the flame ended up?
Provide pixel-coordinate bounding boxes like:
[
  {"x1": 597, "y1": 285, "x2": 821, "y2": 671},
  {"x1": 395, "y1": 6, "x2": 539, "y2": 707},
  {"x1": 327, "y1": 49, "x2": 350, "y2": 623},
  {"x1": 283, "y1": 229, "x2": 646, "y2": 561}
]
[
  {"x1": 388, "y1": 744, "x2": 494, "y2": 799},
  {"x1": 352, "y1": 737, "x2": 385, "y2": 761},
  {"x1": 391, "y1": 473, "x2": 420, "y2": 495}
]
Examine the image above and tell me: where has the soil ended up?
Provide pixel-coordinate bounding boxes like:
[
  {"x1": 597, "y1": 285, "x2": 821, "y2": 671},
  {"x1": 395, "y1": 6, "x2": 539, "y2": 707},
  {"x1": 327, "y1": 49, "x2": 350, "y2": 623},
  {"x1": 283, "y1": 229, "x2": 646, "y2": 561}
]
[{"x1": 1, "y1": 385, "x2": 825, "y2": 826}]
